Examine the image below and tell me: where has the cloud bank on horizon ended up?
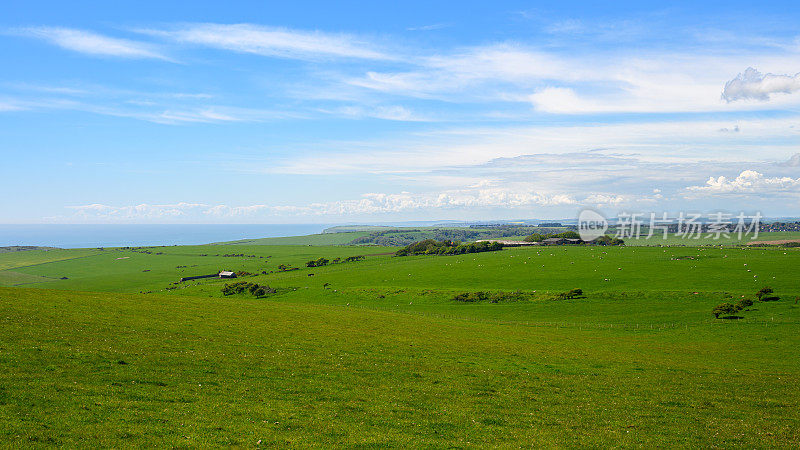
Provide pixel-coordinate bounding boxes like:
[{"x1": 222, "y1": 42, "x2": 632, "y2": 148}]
[{"x1": 1, "y1": 1, "x2": 800, "y2": 223}]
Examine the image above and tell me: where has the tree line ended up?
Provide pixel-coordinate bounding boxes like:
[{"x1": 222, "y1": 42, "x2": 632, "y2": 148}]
[{"x1": 395, "y1": 239, "x2": 504, "y2": 256}]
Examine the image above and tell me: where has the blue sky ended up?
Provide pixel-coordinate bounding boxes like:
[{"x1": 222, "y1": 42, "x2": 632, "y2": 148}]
[{"x1": 2, "y1": 0, "x2": 800, "y2": 223}]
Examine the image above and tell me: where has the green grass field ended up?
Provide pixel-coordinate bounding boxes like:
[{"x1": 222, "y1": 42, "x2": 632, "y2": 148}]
[{"x1": 1, "y1": 236, "x2": 799, "y2": 446}]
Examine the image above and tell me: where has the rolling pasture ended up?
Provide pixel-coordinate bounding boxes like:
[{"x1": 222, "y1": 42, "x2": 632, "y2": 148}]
[{"x1": 0, "y1": 238, "x2": 798, "y2": 446}]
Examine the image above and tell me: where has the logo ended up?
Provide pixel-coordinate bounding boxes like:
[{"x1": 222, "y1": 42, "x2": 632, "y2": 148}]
[{"x1": 578, "y1": 208, "x2": 608, "y2": 241}]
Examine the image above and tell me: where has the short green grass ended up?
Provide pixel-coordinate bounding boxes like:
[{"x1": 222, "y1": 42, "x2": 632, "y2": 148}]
[
  {"x1": 1, "y1": 287, "x2": 797, "y2": 447},
  {"x1": 236, "y1": 245, "x2": 800, "y2": 296},
  {"x1": 0, "y1": 248, "x2": 102, "y2": 271},
  {"x1": 1, "y1": 240, "x2": 799, "y2": 446},
  {"x1": 0, "y1": 244, "x2": 395, "y2": 291},
  {"x1": 622, "y1": 230, "x2": 800, "y2": 246}
]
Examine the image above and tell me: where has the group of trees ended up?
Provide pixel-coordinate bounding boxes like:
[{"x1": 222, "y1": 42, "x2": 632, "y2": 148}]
[
  {"x1": 395, "y1": 239, "x2": 504, "y2": 256},
  {"x1": 522, "y1": 231, "x2": 624, "y2": 246},
  {"x1": 592, "y1": 235, "x2": 626, "y2": 246},
  {"x1": 221, "y1": 281, "x2": 276, "y2": 298},
  {"x1": 712, "y1": 286, "x2": 779, "y2": 319},
  {"x1": 306, "y1": 257, "x2": 330, "y2": 268},
  {"x1": 305, "y1": 255, "x2": 366, "y2": 268},
  {"x1": 524, "y1": 231, "x2": 582, "y2": 242}
]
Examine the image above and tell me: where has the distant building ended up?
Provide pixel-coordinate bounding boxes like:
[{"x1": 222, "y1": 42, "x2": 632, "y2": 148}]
[
  {"x1": 542, "y1": 237, "x2": 582, "y2": 245},
  {"x1": 219, "y1": 271, "x2": 237, "y2": 278}
]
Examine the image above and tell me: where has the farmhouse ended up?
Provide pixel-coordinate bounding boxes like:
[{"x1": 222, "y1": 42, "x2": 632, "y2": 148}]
[{"x1": 179, "y1": 270, "x2": 238, "y2": 282}]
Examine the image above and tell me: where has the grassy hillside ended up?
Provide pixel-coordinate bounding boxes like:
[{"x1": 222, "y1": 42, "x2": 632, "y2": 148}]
[
  {"x1": 4, "y1": 244, "x2": 799, "y2": 298},
  {"x1": 2, "y1": 240, "x2": 799, "y2": 446},
  {"x1": 174, "y1": 245, "x2": 800, "y2": 299},
  {"x1": 0, "y1": 248, "x2": 101, "y2": 271},
  {"x1": 1, "y1": 287, "x2": 797, "y2": 447},
  {"x1": 0, "y1": 244, "x2": 395, "y2": 292}
]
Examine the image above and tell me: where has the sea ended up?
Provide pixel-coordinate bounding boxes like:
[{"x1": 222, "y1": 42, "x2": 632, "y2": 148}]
[{"x1": 0, "y1": 224, "x2": 335, "y2": 249}]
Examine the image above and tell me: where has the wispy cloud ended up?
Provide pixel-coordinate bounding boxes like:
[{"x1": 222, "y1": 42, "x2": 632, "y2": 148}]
[
  {"x1": 406, "y1": 23, "x2": 451, "y2": 31},
  {"x1": 77, "y1": 104, "x2": 302, "y2": 125},
  {"x1": 137, "y1": 23, "x2": 391, "y2": 61},
  {"x1": 345, "y1": 40, "x2": 800, "y2": 114},
  {"x1": 0, "y1": 100, "x2": 24, "y2": 112},
  {"x1": 11, "y1": 26, "x2": 171, "y2": 60},
  {"x1": 781, "y1": 153, "x2": 800, "y2": 167},
  {"x1": 327, "y1": 104, "x2": 428, "y2": 121},
  {"x1": 265, "y1": 116, "x2": 800, "y2": 175},
  {"x1": 0, "y1": 81, "x2": 298, "y2": 124}
]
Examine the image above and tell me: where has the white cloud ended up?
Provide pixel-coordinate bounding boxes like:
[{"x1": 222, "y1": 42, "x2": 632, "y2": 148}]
[
  {"x1": 68, "y1": 202, "x2": 209, "y2": 220},
  {"x1": 686, "y1": 170, "x2": 800, "y2": 194},
  {"x1": 139, "y1": 23, "x2": 390, "y2": 60},
  {"x1": 13, "y1": 27, "x2": 170, "y2": 60},
  {"x1": 782, "y1": 153, "x2": 800, "y2": 167},
  {"x1": 348, "y1": 44, "x2": 569, "y2": 98},
  {"x1": 0, "y1": 101, "x2": 24, "y2": 112},
  {"x1": 331, "y1": 105, "x2": 427, "y2": 121},
  {"x1": 63, "y1": 187, "x2": 584, "y2": 222},
  {"x1": 268, "y1": 116, "x2": 800, "y2": 175},
  {"x1": 722, "y1": 67, "x2": 800, "y2": 102},
  {"x1": 345, "y1": 40, "x2": 800, "y2": 114},
  {"x1": 203, "y1": 205, "x2": 271, "y2": 217},
  {"x1": 406, "y1": 23, "x2": 451, "y2": 32},
  {"x1": 584, "y1": 194, "x2": 629, "y2": 206},
  {"x1": 528, "y1": 87, "x2": 607, "y2": 114},
  {"x1": 15, "y1": 99, "x2": 299, "y2": 124}
]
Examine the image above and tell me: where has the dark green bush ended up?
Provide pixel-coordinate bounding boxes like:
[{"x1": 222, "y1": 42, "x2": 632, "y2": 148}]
[
  {"x1": 736, "y1": 298, "x2": 754, "y2": 310},
  {"x1": 306, "y1": 257, "x2": 330, "y2": 268},
  {"x1": 756, "y1": 286, "x2": 774, "y2": 301},
  {"x1": 713, "y1": 302, "x2": 739, "y2": 319},
  {"x1": 452, "y1": 291, "x2": 531, "y2": 303},
  {"x1": 222, "y1": 281, "x2": 276, "y2": 298}
]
